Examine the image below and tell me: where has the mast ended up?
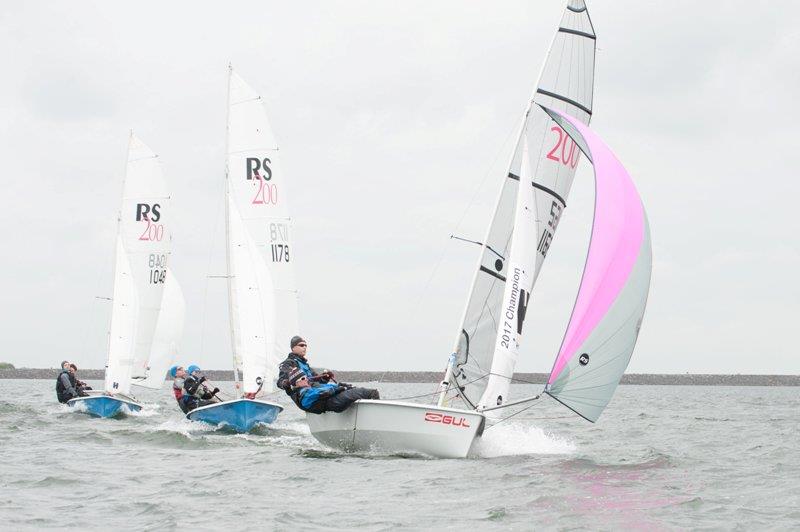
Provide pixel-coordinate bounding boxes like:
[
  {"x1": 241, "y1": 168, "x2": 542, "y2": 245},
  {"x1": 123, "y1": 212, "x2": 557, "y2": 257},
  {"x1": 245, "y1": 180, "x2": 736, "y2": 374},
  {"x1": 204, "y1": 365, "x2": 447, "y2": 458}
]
[
  {"x1": 438, "y1": 0, "x2": 596, "y2": 409},
  {"x1": 224, "y1": 64, "x2": 242, "y2": 398},
  {"x1": 436, "y1": 110, "x2": 530, "y2": 407},
  {"x1": 436, "y1": 5, "x2": 562, "y2": 407}
]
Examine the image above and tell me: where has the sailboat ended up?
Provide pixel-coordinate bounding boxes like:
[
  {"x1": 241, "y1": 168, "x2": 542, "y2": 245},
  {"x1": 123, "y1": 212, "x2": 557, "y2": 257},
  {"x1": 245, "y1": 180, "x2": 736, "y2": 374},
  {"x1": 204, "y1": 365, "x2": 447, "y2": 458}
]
[
  {"x1": 307, "y1": 0, "x2": 651, "y2": 458},
  {"x1": 69, "y1": 134, "x2": 173, "y2": 418},
  {"x1": 185, "y1": 67, "x2": 297, "y2": 432}
]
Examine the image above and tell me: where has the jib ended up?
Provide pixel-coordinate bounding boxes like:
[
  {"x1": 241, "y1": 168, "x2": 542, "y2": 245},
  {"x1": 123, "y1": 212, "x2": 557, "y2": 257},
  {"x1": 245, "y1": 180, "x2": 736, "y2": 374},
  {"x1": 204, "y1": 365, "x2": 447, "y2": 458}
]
[
  {"x1": 246, "y1": 157, "x2": 272, "y2": 181},
  {"x1": 136, "y1": 203, "x2": 161, "y2": 222},
  {"x1": 424, "y1": 412, "x2": 470, "y2": 428}
]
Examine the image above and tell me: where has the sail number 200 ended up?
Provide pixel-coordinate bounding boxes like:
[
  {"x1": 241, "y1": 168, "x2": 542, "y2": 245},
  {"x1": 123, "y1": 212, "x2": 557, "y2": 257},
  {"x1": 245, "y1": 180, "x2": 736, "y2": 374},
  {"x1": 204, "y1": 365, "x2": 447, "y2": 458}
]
[{"x1": 546, "y1": 126, "x2": 580, "y2": 168}]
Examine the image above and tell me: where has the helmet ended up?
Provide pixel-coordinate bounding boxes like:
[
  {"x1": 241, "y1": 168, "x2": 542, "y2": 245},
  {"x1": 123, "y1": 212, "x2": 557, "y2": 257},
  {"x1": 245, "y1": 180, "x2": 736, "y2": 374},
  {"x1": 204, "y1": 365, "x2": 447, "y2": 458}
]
[
  {"x1": 168, "y1": 365, "x2": 180, "y2": 378},
  {"x1": 187, "y1": 365, "x2": 201, "y2": 375}
]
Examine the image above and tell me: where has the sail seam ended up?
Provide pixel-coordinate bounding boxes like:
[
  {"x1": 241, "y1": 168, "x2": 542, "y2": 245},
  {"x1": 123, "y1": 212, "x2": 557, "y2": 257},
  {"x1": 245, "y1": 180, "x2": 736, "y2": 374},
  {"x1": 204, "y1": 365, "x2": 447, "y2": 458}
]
[
  {"x1": 536, "y1": 89, "x2": 592, "y2": 116},
  {"x1": 558, "y1": 27, "x2": 596, "y2": 40}
]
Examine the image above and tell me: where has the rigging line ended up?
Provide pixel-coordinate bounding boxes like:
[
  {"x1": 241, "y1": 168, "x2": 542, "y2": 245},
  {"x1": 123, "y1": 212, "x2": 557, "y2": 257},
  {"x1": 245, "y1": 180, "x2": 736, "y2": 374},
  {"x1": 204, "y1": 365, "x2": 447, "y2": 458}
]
[
  {"x1": 406, "y1": 114, "x2": 521, "y2": 331},
  {"x1": 484, "y1": 399, "x2": 546, "y2": 430},
  {"x1": 389, "y1": 373, "x2": 490, "y2": 402},
  {"x1": 449, "y1": 235, "x2": 505, "y2": 261}
]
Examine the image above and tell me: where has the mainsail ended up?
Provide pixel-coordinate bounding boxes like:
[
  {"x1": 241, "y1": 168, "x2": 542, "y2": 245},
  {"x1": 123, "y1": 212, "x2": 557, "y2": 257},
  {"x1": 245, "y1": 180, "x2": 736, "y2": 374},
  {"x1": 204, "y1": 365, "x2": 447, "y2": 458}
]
[
  {"x1": 449, "y1": 0, "x2": 596, "y2": 409},
  {"x1": 541, "y1": 106, "x2": 652, "y2": 422},
  {"x1": 133, "y1": 270, "x2": 186, "y2": 389},
  {"x1": 225, "y1": 67, "x2": 299, "y2": 395},
  {"x1": 105, "y1": 134, "x2": 171, "y2": 395}
]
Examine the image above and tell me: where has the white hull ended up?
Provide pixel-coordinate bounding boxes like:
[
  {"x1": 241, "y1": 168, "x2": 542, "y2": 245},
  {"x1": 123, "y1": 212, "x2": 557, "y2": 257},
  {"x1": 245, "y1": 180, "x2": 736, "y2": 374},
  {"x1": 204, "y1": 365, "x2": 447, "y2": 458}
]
[{"x1": 306, "y1": 400, "x2": 485, "y2": 458}]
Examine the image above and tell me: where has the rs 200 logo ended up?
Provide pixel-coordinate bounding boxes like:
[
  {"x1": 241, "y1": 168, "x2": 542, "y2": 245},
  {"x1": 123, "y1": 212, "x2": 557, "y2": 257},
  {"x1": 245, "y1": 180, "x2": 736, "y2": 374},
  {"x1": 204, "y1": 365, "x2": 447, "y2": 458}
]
[
  {"x1": 246, "y1": 157, "x2": 277, "y2": 205},
  {"x1": 424, "y1": 412, "x2": 470, "y2": 428}
]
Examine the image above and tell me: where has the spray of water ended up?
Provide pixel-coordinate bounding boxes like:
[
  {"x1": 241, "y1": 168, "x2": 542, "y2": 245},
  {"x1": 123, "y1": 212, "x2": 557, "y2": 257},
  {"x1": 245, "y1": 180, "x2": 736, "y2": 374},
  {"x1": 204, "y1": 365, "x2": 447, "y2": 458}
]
[{"x1": 473, "y1": 422, "x2": 576, "y2": 457}]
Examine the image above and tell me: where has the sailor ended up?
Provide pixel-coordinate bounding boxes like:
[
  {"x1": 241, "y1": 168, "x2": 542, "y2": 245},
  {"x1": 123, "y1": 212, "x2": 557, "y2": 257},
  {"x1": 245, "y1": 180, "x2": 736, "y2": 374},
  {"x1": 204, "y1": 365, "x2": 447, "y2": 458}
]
[
  {"x1": 169, "y1": 365, "x2": 190, "y2": 413},
  {"x1": 287, "y1": 368, "x2": 379, "y2": 414},
  {"x1": 182, "y1": 365, "x2": 222, "y2": 413},
  {"x1": 277, "y1": 336, "x2": 380, "y2": 413},
  {"x1": 55, "y1": 360, "x2": 84, "y2": 403},
  {"x1": 69, "y1": 364, "x2": 92, "y2": 395},
  {"x1": 277, "y1": 336, "x2": 331, "y2": 390}
]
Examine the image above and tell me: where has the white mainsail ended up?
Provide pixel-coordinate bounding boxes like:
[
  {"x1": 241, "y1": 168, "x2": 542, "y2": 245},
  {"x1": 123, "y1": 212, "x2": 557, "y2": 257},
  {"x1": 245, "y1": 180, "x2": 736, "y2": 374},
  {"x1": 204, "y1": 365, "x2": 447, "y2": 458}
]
[
  {"x1": 225, "y1": 67, "x2": 299, "y2": 396},
  {"x1": 133, "y1": 270, "x2": 186, "y2": 389},
  {"x1": 105, "y1": 134, "x2": 171, "y2": 395},
  {"x1": 447, "y1": 0, "x2": 596, "y2": 409}
]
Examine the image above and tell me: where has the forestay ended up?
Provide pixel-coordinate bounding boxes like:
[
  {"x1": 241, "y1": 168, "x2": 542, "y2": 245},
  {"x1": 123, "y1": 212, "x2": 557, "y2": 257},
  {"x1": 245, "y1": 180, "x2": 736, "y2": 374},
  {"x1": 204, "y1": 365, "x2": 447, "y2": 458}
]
[
  {"x1": 105, "y1": 134, "x2": 171, "y2": 395},
  {"x1": 133, "y1": 270, "x2": 186, "y2": 389},
  {"x1": 451, "y1": 0, "x2": 596, "y2": 409},
  {"x1": 541, "y1": 106, "x2": 652, "y2": 422},
  {"x1": 226, "y1": 68, "x2": 299, "y2": 395}
]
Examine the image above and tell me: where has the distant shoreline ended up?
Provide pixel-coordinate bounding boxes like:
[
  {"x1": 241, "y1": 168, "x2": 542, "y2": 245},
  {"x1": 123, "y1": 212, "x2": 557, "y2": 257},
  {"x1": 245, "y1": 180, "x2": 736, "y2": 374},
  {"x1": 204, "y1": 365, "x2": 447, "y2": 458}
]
[{"x1": 2, "y1": 369, "x2": 799, "y2": 386}]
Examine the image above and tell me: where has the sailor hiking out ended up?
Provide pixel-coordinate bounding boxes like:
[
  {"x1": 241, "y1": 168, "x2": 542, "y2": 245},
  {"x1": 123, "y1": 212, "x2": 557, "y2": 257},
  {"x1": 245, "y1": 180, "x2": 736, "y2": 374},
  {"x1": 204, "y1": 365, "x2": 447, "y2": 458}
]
[
  {"x1": 277, "y1": 336, "x2": 379, "y2": 414},
  {"x1": 182, "y1": 365, "x2": 222, "y2": 413}
]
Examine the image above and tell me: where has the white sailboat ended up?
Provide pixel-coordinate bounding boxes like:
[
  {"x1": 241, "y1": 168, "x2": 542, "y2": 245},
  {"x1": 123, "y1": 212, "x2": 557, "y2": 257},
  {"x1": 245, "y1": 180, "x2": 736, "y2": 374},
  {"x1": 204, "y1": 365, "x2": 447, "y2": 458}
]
[
  {"x1": 186, "y1": 66, "x2": 297, "y2": 431},
  {"x1": 69, "y1": 133, "x2": 173, "y2": 417},
  {"x1": 307, "y1": 0, "x2": 650, "y2": 458}
]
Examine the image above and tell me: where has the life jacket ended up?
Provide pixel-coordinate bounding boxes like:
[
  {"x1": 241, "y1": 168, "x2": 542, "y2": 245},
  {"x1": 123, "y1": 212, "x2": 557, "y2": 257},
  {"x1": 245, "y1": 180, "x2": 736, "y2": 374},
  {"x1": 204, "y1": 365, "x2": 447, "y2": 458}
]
[
  {"x1": 55, "y1": 369, "x2": 77, "y2": 403},
  {"x1": 172, "y1": 377, "x2": 185, "y2": 402}
]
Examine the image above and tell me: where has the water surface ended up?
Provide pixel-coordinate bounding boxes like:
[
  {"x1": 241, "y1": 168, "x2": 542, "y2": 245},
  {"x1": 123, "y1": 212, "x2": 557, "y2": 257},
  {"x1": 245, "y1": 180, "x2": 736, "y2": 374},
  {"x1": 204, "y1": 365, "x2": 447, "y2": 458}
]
[{"x1": 1, "y1": 380, "x2": 797, "y2": 530}]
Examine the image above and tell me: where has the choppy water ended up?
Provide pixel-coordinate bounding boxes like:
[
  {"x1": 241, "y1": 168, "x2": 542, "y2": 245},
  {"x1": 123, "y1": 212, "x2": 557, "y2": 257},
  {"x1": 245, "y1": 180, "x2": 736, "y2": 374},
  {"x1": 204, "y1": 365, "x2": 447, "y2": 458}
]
[{"x1": 1, "y1": 380, "x2": 798, "y2": 530}]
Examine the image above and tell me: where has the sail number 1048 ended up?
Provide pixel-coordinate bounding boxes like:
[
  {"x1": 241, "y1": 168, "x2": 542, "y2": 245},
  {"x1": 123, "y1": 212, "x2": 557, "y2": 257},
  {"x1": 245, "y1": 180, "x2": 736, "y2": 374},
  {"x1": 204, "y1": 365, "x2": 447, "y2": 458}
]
[{"x1": 148, "y1": 254, "x2": 167, "y2": 284}]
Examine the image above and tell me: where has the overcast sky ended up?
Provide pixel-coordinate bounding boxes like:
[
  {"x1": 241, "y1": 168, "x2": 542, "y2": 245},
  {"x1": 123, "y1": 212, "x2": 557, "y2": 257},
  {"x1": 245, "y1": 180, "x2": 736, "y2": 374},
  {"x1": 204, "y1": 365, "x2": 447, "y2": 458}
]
[{"x1": 1, "y1": 1, "x2": 797, "y2": 374}]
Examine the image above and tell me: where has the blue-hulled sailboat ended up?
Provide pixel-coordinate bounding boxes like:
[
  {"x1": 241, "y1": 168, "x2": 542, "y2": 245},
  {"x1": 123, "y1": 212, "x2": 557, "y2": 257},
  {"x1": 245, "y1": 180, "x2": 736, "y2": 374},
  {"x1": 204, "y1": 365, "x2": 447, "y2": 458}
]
[
  {"x1": 69, "y1": 133, "x2": 176, "y2": 418},
  {"x1": 185, "y1": 67, "x2": 298, "y2": 432}
]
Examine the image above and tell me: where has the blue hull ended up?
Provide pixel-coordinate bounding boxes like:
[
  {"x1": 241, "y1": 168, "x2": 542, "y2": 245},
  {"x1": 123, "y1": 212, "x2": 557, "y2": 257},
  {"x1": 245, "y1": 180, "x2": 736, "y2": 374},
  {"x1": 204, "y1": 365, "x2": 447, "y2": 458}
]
[
  {"x1": 186, "y1": 399, "x2": 283, "y2": 432},
  {"x1": 68, "y1": 396, "x2": 142, "y2": 418}
]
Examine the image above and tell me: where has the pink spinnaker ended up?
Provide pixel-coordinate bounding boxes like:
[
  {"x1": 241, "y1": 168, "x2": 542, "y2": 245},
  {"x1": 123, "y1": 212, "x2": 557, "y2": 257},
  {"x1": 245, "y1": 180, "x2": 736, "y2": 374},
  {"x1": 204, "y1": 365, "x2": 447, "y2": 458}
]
[{"x1": 541, "y1": 107, "x2": 648, "y2": 399}]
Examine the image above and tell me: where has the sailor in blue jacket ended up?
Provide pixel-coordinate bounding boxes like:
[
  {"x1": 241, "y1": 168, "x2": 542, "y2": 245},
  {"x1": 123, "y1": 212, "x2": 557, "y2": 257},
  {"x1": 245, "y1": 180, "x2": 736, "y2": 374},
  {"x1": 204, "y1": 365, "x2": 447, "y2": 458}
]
[{"x1": 286, "y1": 367, "x2": 379, "y2": 414}]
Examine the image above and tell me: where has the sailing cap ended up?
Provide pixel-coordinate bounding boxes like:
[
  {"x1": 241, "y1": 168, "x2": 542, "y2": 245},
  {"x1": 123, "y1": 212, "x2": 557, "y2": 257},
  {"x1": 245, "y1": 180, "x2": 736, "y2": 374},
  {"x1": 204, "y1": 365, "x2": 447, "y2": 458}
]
[
  {"x1": 169, "y1": 365, "x2": 181, "y2": 378},
  {"x1": 187, "y1": 365, "x2": 201, "y2": 375},
  {"x1": 288, "y1": 368, "x2": 307, "y2": 385},
  {"x1": 290, "y1": 336, "x2": 306, "y2": 349}
]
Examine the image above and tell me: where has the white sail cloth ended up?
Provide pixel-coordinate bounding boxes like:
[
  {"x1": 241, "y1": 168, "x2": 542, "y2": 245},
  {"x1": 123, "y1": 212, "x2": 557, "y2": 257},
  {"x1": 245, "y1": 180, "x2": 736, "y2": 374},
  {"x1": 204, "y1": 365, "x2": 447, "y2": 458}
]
[
  {"x1": 452, "y1": 0, "x2": 596, "y2": 408},
  {"x1": 105, "y1": 134, "x2": 171, "y2": 395},
  {"x1": 133, "y1": 270, "x2": 186, "y2": 389},
  {"x1": 226, "y1": 68, "x2": 299, "y2": 395}
]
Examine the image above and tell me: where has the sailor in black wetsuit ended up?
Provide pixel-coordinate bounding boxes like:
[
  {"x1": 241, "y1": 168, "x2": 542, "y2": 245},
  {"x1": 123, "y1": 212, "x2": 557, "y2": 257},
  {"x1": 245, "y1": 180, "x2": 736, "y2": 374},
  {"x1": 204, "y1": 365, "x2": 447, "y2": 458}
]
[{"x1": 56, "y1": 360, "x2": 86, "y2": 403}]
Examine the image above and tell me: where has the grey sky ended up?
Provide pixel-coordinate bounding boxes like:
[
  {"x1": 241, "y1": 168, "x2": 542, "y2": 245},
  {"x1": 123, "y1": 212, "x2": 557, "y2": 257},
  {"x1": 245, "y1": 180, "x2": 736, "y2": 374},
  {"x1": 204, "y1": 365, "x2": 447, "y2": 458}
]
[{"x1": 1, "y1": 1, "x2": 797, "y2": 374}]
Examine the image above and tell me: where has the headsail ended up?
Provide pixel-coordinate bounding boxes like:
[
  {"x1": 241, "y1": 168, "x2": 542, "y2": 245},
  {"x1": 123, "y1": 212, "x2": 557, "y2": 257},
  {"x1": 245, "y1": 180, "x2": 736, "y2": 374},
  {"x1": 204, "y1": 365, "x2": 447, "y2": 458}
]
[
  {"x1": 226, "y1": 67, "x2": 299, "y2": 395},
  {"x1": 133, "y1": 270, "x2": 186, "y2": 389},
  {"x1": 105, "y1": 134, "x2": 171, "y2": 395},
  {"x1": 541, "y1": 106, "x2": 652, "y2": 422},
  {"x1": 449, "y1": 0, "x2": 596, "y2": 409}
]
